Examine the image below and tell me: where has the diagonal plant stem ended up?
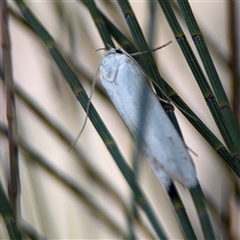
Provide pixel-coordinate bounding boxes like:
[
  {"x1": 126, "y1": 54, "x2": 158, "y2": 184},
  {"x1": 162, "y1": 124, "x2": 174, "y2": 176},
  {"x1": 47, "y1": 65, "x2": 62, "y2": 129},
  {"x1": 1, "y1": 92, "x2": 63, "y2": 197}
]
[
  {"x1": 106, "y1": 13, "x2": 239, "y2": 173},
  {"x1": 7, "y1": 80, "x2": 155, "y2": 238},
  {"x1": 114, "y1": 0, "x2": 185, "y2": 144},
  {"x1": 109, "y1": 0, "x2": 217, "y2": 238},
  {"x1": 13, "y1": 0, "x2": 168, "y2": 238},
  {"x1": 168, "y1": 185, "x2": 197, "y2": 239},
  {"x1": 107, "y1": 1, "x2": 197, "y2": 239},
  {"x1": 176, "y1": 0, "x2": 240, "y2": 156},
  {"x1": 146, "y1": 0, "x2": 158, "y2": 49},
  {"x1": 165, "y1": 84, "x2": 240, "y2": 176},
  {"x1": 0, "y1": 123, "x2": 128, "y2": 238},
  {"x1": 157, "y1": 0, "x2": 238, "y2": 159},
  {"x1": 100, "y1": 10, "x2": 239, "y2": 177},
  {"x1": 190, "y1": 185, "x2": 217, "y2": 240},
  {"x1": 81, "y1": 0, "x2": 114, "y2": 49},
  {"x1": 6, "y1": 6, "x2": 155, "y2": 238}
]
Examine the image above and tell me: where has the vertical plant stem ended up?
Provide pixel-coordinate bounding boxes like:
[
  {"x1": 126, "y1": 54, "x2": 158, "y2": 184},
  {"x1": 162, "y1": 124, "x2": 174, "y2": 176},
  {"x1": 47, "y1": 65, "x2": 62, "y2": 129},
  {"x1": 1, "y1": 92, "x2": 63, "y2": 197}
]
[
  {"x1": 81, "y1": 0, "x2": 114, "y2": 48},
  {"x1": 190, "y1": 185, "x2": 216, "y2": 240},
  {"x1": 168, "y1": 185, "x2": 197, "y2": 239},
  {"x1": 0, "y1": 181, "x2": 22, "y2": 239},
  {"x1": 146, "y1": 0, "x2": 157, "y2": 49},
  {"x1": 116, "y1": 0, "x2": 167, "y2": 97},
  {"x1": 229, "y1": 0, "x2": 240, "y2": 124},
  {"x1": 1, "y1": 0, "x2": 20, "y2": 215}
]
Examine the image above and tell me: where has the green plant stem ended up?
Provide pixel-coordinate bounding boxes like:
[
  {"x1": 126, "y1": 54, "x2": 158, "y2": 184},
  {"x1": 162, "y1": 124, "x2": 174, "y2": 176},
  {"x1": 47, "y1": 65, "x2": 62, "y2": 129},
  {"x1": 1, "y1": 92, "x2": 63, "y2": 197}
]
[
  {"x1": 0, "y1": 181, "x2": 22, "y2": 240},
  {"x1": 229, "y1": 1, "x2": 240, "y2": 124},
  {"x1": 1, "y1": 0, "x2": 20, "y2": 214},
  {"x1": 107, "y1": 2, "x2": 200, "y2": 239},
  {"x1": 176, "y1": 0, "x2": 240, "y2": 156},
  {"x1": 116, "y1": 0, "x2": 167, "y2": 99},
  {"x1": 157, "y1": 0, "x2": 238, "y2": 159},
  {"x1": 13, "y1": 0, "x2": 167, "y2": 238},
  {"x1": 9, "y1": 82, "x2": 155, "y2": 238},
  {"x1": 168, "y1": 185, "x2": 197, "y2": 239},
  {"x1": 81, "y1": 0, "x2": 114, "y2": 48},
  {"x1": 190, "y1": 184, "x2": 216, "y2": 240},
  {"x1": 166, "y1": 84, "x2": 240, "y2": 176},
  {"x1": 95, "y1": 0, "x2": 239, "y2": 177},
  {"x1": 0, "y1": 124, "x2": 128, "y2": 238}
]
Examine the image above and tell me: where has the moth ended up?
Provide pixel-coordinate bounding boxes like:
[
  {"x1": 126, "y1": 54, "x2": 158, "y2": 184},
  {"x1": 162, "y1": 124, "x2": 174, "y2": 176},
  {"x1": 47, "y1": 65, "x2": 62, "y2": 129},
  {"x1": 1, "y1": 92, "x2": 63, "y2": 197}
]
[{"x1": 99, "y1": 47, "x2": 197, "y2": 190}]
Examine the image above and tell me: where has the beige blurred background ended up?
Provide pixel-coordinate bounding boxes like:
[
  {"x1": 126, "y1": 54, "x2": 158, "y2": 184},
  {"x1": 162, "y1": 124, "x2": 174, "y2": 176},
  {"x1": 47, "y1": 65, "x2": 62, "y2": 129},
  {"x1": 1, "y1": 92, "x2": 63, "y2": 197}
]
[{"x1": 1, "y1": 1, "x2": 239, "y2": 239}]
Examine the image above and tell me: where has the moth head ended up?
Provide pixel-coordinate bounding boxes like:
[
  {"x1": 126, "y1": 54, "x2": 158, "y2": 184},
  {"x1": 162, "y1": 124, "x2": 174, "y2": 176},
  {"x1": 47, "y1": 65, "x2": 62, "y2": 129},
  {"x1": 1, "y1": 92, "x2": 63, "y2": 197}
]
[{"x1": 99, "y1": 52, "x2": 124, "y2": 82}]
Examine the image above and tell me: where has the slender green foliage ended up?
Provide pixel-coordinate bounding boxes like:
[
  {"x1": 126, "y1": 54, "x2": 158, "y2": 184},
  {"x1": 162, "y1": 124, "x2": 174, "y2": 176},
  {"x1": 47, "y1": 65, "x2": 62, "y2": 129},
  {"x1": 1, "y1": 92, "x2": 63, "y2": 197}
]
[
  {"x1": 13, "y1": 0, "x2": 167, "y2": 238},
  {"x1": 157, "y1": 0, "x2": 238, "y2": 159},
  {"x1": 190, "y1": 185, "x2": 217, "y2": 239},
  {"x1": 168, "y1": 185, "x2": 197, "y2": 239},
  {"x1": 176, "y1": 0, "x2": 240, "y2": 155},
  {"x1": 1, "y1": 0, "x2": 20, "y2": 216},
  {"x1": 0, "y1": 181, "x2": 22, "y2": 240},
  {"x1": 1, "y1": 0, "x2": 238, "y2": 238},
  {"x1": 11, "y1": 82, "x2": 155, "y2": 238},
  {"x1": 99, "y1": 10, "x2": 239, "y2": 176}
]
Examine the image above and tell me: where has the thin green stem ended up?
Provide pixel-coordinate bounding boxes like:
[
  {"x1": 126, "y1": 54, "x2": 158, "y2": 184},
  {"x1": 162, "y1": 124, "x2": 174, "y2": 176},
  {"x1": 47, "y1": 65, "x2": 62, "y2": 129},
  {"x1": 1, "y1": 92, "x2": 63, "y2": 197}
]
[
  {"x1": 10, "y1": 82, "x2": 155, "y2": 238},
  {"x1": 13, "y1": 0, "x2": 167, "y2": 238},
  {"x1": 229, "y1": 1, "x2": 240, "y2": 123},
  {"x1": 157, "y1": 0, "x2": 238, "y2": 159},
  {"x1": 98, "y1": 9, "x2": 239, "y2": 176},
  {"x1": 176, "y1": 0, "x2": 240, "y2": 156},
  {"x1": 1, "y1": 0, "x2": 20, "y2": 215},
  {"x1": 190, "y1": 184, "x2": 216, "y2": 240},
  {"x1": 0, "y1": 124, "x2": 128, "y2": 238},
  {"x1": 81, "y1": 0, "x2": 114, "y2": 48},
  {"x1": 0, "y1": 181, "x2": 22, "y2": 240},
  {"x1": 116, "y1": 0, "x2": 167, "y2": 99},
  {"x1": 168, "y1": 185, "x2": 197, "y2": 239}
]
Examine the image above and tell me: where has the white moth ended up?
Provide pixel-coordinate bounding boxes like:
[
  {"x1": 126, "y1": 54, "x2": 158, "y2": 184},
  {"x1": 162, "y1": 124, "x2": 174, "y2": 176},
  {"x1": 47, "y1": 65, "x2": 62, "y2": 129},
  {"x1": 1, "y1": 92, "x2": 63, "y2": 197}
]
[{"x1": 99, "y1": 47, "x2": 197, "y2": 190}]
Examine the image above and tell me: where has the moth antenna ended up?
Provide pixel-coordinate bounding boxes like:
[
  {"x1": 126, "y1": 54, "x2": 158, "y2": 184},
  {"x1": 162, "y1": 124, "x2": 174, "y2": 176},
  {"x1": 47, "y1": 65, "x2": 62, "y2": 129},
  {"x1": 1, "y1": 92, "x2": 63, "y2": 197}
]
[
  {"x1": 69, "y1": 64, "x2": 100, "y2": 151},
  {"x1": 187, "y1": 146, "x2": 198, "y2": 157},
  {"x1": 96, "y1": 47, "x2": 106, "y2": 52},
  {"x1": 155, "y1": 95, "x2": 174, "y2": 109},
  {"x1": 150, "y1": 77, "x2": 197, "y2": 120},
  {"x1": 96, "y1": 43, "x2": 116, "y2": 52},
  {"x1": 130, "y1": 41, "x2": 172, "y2": 56},
  {"x1": 111, "y1": 43, "x2": 195, "y2": 120}
]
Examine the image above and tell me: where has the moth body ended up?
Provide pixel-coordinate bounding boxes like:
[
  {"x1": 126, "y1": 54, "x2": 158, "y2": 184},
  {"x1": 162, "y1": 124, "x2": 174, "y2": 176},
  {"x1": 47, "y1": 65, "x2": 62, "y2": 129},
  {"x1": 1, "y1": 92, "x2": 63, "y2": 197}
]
[{"x1": 99, "y1": 49, "x2": 197, "y2": 190}]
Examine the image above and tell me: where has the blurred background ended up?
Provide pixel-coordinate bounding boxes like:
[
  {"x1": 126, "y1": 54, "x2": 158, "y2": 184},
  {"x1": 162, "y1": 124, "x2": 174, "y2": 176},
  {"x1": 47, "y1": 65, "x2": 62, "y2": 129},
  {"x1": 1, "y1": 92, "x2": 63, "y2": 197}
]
[{"x1": 1, "y1": 1, "x2": 239, "y2": 239}]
